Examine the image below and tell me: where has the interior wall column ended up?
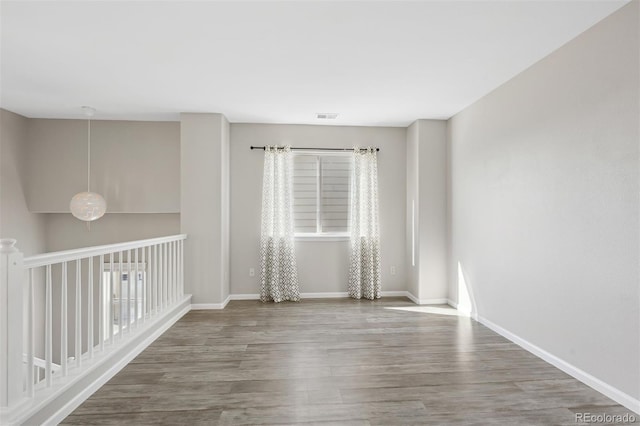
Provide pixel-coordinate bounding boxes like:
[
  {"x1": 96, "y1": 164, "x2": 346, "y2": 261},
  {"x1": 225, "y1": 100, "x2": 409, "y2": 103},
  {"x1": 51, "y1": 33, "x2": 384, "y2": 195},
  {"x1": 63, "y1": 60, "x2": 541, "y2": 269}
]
[
  {"x1": 406, "y1": 119, "x2": 448, "y2": 303},
  {"x1": 180, "y1": 113, "x2": 230, "y2": 306}
]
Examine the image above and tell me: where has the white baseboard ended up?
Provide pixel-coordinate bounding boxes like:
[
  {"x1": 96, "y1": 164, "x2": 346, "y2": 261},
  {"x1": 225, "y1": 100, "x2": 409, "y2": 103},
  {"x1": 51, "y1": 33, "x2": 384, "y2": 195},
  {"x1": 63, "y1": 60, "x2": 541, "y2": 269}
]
[
  {"x1": 4, "y1": 295, "x2": 192, "y2": 426},
  {"x1": 191, "y1": 303, "x2": 225, "y2": 309},
  {"x1": 405, "y1": 292, "x2": 448, "y2": 305},
  {"x1": 224, "y1": 291, "x2": 415, "y2": 301},
  {"x1": 230, "y1": 293, "x2": 260, "y2": 300},
  {"x1": 221, "y1": 294, "x2": 230, "y2": 308},
  {"x1": 405, "y1": 292, "x2": 419, "y2": 304},
  {"x1": 198, "y1": 293, "x2": 361, "y2": 304},
  {"x1": 381, "y1": 291, "x2": 411, "y2": 297},
  {"x1": 478, "y1": 315, "x2": 640, "y2": 415},
  {"x1": 302, "y1": 292, "x2": 349, "y2": 298},
  {"x1": 191, "y1": 294, "x2": 231, "y2": 310}
]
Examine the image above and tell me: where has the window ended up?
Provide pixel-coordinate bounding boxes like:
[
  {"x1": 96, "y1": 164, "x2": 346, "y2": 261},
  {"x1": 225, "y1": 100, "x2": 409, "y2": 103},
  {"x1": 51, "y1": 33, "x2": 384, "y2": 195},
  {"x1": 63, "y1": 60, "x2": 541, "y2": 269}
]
[
  {"x1": 293, "y1": 153, "x2": 352, "y2": 237},
  {"x1": 102, "y1": 263, "x2": 146, "y2": 339}
]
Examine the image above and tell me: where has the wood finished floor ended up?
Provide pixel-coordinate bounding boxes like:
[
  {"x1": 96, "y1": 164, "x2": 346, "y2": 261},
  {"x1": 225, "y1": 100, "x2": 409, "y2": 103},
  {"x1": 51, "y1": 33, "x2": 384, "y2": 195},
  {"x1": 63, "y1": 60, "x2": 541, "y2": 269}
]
[{"x1": 63, "y1": 298, "x2": 636, "y2": 425}]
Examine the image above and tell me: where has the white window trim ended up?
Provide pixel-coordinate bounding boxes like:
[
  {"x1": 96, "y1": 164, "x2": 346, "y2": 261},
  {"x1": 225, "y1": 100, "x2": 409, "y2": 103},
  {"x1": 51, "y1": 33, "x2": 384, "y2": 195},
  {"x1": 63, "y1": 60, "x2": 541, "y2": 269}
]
[{"x1": 295, "y1": 233, "x2": 350, "y2": 242}]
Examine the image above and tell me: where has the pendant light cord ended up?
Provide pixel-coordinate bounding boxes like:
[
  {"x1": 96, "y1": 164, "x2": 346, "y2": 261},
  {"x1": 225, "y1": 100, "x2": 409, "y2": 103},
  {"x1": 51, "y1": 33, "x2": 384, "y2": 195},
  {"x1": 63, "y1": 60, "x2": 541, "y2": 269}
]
[{"x1": 87, "y1": 118, "x2": 91, "y2": 192}]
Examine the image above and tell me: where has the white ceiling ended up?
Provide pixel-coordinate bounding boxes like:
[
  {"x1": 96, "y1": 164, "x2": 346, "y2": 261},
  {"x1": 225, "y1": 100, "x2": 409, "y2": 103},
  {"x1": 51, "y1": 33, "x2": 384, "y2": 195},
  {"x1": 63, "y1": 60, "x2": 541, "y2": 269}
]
[{"x1": 0, "y1": 0, "x2": 629, "y2": 126}]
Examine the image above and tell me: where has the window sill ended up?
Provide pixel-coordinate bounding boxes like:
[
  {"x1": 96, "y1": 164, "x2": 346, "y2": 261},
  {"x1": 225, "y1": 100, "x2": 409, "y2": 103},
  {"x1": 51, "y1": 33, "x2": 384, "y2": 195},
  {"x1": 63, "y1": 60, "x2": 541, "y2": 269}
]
[{"x1": 295, "y1": 234, "x2": 350, "y2": 242}]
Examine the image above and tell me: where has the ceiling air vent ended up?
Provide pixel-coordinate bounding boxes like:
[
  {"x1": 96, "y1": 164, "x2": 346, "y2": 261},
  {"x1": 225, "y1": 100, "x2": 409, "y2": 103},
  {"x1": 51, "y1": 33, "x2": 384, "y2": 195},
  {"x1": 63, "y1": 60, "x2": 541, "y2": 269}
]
[{"x1": 316, "y1": 113, "x2": 338, "y2": 119}]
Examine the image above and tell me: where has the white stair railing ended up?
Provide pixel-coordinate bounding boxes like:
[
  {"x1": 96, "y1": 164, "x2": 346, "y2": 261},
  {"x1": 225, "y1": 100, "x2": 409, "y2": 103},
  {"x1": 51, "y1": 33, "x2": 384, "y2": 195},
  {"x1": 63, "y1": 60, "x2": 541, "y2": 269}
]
[
  {"x1": 22, "y1": 355, "x2": 61, "y2": 388},
  {"x1": 0, "y1": 234, "x2": 186, "y2": 417}
]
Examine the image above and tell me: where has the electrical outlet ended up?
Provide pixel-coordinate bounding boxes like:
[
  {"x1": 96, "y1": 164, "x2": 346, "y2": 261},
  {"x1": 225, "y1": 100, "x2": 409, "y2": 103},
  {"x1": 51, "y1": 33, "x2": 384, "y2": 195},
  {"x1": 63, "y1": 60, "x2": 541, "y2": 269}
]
[
  {"x1": 390, "y1": 266, "x2": 396, "y2": 276},
  {"x1": 249, "y1": 267, "x2": 255, "y2": 277}
]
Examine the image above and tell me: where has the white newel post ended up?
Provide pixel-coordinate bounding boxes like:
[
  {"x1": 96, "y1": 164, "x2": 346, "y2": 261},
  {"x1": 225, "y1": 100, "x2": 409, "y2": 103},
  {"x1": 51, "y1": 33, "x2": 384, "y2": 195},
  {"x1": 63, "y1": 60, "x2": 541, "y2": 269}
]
[{"x1": 0, "y1": 239, "x2": 24, "y2": 408}]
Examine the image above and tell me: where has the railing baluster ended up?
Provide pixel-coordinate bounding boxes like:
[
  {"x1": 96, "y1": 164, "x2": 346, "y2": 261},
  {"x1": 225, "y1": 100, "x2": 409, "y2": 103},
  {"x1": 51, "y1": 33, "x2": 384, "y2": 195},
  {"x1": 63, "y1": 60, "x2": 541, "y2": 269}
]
[
  {"x1": 45, "y1": 265, "x2": 52, "y2": 387},
  {"x1": 119, "y1": 251, "x2": 124, "y2": 338},
  {"x1": 158, "y1": 244, "x2": 162, "y2": 313},
  {"x1": 141, "y1": 247, "x2": 146, "y2": 324},
  {"x1": 177, "y1": 240, "x2": 181, "y2": 298},
  {"x1": 163, "y1": 243, "x2": 167, "y2": 309},
  {"x1": 75, "y1": 260, "x2": 81, "y2": 367},
  {"x1": 173, "y1": 241, "x2": 177, "y2": 302},
  {"x1": 167, "y1": 242, "x2": 171, "y2": 306},
  {"x1": 26, "y1": 269, "x2": 34, "y2": 396},
  {"x1": 126, "y1": 249, "x2": 131, "y2": 334},
  {"x1": 147, "y1": 246, "x2": 152, "y2": 318},
  {"x1": 154, "y1": 244, "x2": 162, "y2": 315},
  {"x1": 61, "y1": 262, "x2": 68, "y2": 376},
  {"x1": 153, "y1": 245, "x2": 157, "y2": 315},
  {"x1": 109, "y1": 252, "x2": 114, "y2": 345},
  {"x1": 134, "y1": 248, "x2": 139, "y2": 328},
  {"x1": 158, "y1": 243, "x2": 162, "y2": 311},
  {"x1": 152, "y1": 245, "x2": 156, "y2": 316},
  {"x1": 180, "y1": 239, "x2": 184, "y2": 297},
  {"x1": 88, "y1": 257, "x2": 94, "y2": 358},
  {"x1": 147, "y1": 246, "x2": 152, "y2": 317},
  {"x1": 169, "y1": 241, "x2": 173, "y2": 305},
  {"x1": 99, "y1": 254, "x2": 104, "y2": 352},
  {"x1": 157, "y1": 244, "x2": 162, "y2": 312}
]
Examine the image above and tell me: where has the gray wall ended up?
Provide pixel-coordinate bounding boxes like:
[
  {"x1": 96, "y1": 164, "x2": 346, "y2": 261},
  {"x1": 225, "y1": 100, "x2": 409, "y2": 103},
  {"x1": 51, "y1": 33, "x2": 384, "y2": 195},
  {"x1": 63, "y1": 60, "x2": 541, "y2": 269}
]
[
  {"x1": 45, "y1": 213, "x2": 180, "y2": 252},
  {"x1": 230, "y1": 123, "x2": 406, "y2": 295},
  {"x1": 3, "y1": 116, "x2": 181, "y2": 251},
  {"x1": 26, "y1": 119, "x2": 180, "y2": 213},
  {"x1": 0, "y1": 109, "x2": 47, "y2": 254},
  {"x1": 448, "y1": 1, "x2": 639, "y2": 400}
]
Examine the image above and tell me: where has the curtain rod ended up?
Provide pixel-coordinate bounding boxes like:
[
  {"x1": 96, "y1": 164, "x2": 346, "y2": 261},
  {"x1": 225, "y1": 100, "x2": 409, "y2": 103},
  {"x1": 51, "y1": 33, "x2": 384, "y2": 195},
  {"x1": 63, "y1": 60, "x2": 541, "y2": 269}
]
[{"x1": 250, "y1": 146, "x2": 380, "y2": 152}]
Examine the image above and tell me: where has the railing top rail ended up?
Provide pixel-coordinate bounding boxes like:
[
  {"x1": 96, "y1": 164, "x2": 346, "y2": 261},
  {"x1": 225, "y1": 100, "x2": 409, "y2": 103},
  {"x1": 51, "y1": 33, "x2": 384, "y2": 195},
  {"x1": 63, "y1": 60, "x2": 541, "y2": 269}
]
[{"x1": 23, "y1": 234, "x2": 187, "y2": 269}]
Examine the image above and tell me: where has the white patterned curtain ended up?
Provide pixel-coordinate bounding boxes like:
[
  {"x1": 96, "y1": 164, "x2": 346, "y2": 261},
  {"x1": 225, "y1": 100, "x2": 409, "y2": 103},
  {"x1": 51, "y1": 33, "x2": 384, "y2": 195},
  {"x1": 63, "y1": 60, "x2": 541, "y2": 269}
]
[
  {"x1": 260, "y1": 145, "x2": 301, "y2": 302},
  {"x1": 348, "y1": 147, "x2": 381, "y2": 300}
]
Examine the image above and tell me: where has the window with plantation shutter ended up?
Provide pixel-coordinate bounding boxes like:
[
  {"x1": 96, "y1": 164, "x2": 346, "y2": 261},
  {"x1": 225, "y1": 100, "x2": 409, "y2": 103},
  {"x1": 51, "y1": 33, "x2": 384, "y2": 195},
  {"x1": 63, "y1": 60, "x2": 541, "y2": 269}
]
[{"x1": 293, "y1": 153, "x2": 352, "y2": 236}]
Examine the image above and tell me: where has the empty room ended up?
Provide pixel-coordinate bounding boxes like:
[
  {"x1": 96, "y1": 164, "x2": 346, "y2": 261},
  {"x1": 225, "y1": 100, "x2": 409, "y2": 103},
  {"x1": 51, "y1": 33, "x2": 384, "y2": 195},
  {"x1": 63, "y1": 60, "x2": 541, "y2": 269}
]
[{"x1": 0, "y1": 0, "x2": 638, "y2": 425}]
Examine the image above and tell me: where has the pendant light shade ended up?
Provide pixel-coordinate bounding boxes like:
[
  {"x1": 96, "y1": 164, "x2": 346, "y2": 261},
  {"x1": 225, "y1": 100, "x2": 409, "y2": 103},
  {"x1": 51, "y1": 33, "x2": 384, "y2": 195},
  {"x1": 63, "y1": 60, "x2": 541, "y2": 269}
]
[
  {"x1": 70, "y1": 191, "x2": 106, "y2": 221},
  {"x1": 70, "y1": 106, "x2": 107, "y2": 222}
]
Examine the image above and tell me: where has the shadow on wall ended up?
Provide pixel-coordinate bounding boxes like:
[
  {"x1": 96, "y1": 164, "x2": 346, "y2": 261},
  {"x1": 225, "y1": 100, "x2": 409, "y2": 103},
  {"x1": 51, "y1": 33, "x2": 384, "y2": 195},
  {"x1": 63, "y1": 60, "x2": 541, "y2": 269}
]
[{"x1": 457, "y1": 261, "x2": 477, "y2": 319}]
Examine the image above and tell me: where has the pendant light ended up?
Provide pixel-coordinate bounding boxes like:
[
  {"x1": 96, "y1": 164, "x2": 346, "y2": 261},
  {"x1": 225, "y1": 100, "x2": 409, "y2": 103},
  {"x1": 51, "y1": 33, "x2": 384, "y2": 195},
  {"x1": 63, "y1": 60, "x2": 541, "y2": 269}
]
[{"x1": 69, "y1": 106, "x2": 107, "y2": 222}]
